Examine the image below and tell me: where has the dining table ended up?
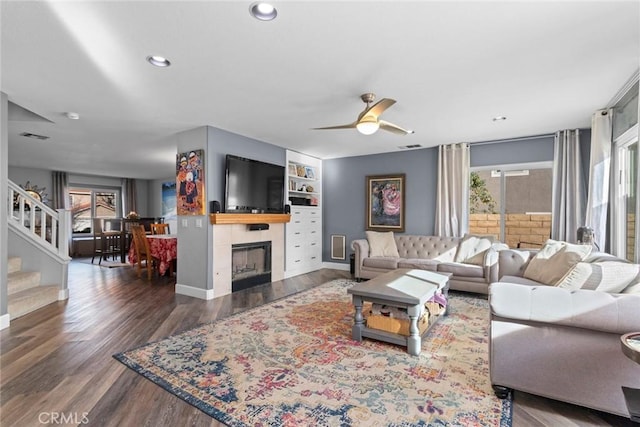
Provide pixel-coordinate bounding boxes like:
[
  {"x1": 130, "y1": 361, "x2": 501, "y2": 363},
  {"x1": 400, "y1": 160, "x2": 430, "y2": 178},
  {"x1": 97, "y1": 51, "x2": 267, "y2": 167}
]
[{"x1": 128, "y1": 234, "x2": 178, "y2": 276}]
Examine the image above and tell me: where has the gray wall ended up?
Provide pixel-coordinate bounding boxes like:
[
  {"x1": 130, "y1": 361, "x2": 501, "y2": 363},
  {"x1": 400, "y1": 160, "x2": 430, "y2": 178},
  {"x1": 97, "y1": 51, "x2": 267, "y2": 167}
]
[
  {"x1": 8, "y1": 166, "x2": 151, "y2": 216},
  {"x1": 176, "y1": 126, "x2": 285, "y2": 293},
  {"x1": 470, "y1": 135, "x2": 555, "y2": 167},
  {"x1": 323, "y1": 148, "x2": 439, "y2": 264},
  {"x1": 322, "y1": 131, "x2": 592, "y2": 265}
]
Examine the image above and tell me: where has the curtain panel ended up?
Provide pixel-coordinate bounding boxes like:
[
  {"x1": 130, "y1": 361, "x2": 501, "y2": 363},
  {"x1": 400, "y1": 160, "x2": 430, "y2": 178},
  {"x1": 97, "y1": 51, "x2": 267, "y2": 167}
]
[
  {"x1": 585, "y1": 109, "x2": 613, "y2": 251},
  {"x1": 434, "y1": 143, "x2": 469, "y2": 237},
  {"x1": 51, "y1": 171, "x2": 71, "y2": 255},
  {"x1": 551, "y1": 130, "x2": 586, "y2": 242},
  {"x1": 122, "y1": 178, "x2": 137, "y2": 216},
  {"x1": 51, "y1": 171, "x2": 68, "y2": 210}
]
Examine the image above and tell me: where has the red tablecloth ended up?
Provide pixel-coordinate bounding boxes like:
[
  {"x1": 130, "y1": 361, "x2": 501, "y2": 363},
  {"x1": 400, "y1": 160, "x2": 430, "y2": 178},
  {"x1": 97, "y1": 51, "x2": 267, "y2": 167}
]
[{"x1": 128, "y1": 235, "x2": 177, "y2": 275}]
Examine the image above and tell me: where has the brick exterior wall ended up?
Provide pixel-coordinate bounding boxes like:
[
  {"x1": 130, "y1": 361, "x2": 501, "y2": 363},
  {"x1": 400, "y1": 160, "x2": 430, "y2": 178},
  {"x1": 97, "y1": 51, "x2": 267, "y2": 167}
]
[{"x1": 469, "y1": 213, "x2": 552, "y2": 249}]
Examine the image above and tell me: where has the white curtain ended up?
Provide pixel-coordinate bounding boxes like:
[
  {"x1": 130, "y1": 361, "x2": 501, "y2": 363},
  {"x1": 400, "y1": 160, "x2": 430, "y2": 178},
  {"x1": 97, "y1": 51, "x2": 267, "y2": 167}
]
[
  {"x1": 585, "y1": 109, "x2": 613, "y2": 251},
  {"x1": 435, "y1": 143, "x2": 469, "y2": 237},
  {"x1": 551, "y1": 130, "x2": 586, "y2": 242}
]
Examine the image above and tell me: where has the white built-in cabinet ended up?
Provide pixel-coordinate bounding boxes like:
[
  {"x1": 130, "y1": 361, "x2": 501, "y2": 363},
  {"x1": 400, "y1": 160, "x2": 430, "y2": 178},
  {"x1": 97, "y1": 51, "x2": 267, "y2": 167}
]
[{"x1": 285, "y1": 150, "x2": 322, "y2": 277}]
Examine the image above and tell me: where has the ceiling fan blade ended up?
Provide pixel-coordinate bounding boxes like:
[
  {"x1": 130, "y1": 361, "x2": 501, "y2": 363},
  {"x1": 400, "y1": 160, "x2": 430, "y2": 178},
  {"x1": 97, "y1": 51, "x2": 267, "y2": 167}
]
[
  {"x1": 362, "y1": 98, "x2": 396, "y2": 119},
  {"x1": 379, "y1": 120, "x2": 413, "y2": 135},
  {"x1": 311, "y1": 123, "x2": 357, "y2": 130}
]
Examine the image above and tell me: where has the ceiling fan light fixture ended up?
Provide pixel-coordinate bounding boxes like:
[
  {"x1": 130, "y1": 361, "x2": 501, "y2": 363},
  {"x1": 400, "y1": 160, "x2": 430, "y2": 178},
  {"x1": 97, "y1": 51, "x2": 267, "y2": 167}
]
[
  {"x1": 250, "y1": 2, "x2": 277, "y2": 21},
  {"x1": 356, "y1": 118, "x2": 379, "y2": 135}
]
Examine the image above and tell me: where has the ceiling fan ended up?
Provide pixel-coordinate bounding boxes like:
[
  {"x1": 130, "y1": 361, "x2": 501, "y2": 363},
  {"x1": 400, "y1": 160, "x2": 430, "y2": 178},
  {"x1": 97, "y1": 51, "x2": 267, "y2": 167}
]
[{"x1": 312, "y1": 93, "x2": 414, "y2": 136}]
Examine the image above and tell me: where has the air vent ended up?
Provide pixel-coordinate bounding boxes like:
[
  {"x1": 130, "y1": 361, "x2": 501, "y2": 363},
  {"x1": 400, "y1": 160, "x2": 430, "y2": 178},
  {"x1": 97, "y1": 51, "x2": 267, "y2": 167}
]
[
  {"x1": 398, "y1": 144, "x2": 422, "y2": 149},
  {"x1": 20, "y1": 132, "x2": 50, "y2": 140}
]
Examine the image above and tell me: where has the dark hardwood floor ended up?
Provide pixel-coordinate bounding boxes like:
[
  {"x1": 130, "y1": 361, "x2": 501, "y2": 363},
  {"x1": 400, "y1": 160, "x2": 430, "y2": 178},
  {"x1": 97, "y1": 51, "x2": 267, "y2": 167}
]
[{"x1": 0, "y1": 259, "x2": 635, "y2": 426}]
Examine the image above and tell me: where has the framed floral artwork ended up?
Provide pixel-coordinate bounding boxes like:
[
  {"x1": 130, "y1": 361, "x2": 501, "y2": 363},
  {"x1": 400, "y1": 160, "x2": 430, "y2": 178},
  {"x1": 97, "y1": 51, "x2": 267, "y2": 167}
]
[{"x1": 366, "y1": 174, "x2": 405, "y2": 232}]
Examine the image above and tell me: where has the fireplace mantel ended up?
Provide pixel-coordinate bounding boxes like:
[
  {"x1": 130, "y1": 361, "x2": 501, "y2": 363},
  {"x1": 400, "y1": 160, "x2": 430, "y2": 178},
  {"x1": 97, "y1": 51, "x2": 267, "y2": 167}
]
[{"x1": 209, "y1": 213, "x2": 291, "y2": 225}]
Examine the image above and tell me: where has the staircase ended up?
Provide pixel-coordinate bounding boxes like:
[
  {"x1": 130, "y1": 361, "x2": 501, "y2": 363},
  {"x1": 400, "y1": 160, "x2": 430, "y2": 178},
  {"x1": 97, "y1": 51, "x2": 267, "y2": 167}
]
[{"x1": 7, "y1": 256, "x2": 60, "y2": 319}]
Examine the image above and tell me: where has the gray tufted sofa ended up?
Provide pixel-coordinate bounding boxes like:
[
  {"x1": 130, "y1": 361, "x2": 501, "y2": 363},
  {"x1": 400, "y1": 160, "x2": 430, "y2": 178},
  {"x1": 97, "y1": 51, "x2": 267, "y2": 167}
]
[{"x1": 351, "y1": 234, "x2": 499, "y2": 294}]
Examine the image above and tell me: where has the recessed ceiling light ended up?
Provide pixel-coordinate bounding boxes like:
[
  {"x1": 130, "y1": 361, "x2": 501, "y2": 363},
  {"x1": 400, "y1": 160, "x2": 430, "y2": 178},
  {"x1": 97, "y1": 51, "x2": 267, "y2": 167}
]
[
  {"x1": 492, "y1": 116, "x2": 507, "y2": 122},
  {"x1": 146, "y1": 55, "x2": 171, "y2": 67},
  {"x1": 250, "y1": 2, "x2": 277, "y2": 21},
  {"x1": 65, "y1": 112, "x2": 80, "y2": 120}
]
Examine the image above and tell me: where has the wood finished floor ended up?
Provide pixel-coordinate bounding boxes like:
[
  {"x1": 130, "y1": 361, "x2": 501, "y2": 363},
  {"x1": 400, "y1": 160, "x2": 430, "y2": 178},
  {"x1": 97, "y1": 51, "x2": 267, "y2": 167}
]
[{"x1": 1, "y1": 259, "x2": 635, "y2": 427}]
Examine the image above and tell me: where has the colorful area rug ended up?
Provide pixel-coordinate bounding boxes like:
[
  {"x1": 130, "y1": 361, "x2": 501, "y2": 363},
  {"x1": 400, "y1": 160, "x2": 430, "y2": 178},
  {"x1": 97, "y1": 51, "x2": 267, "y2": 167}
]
[{"x1": 114, "y1": 279, "x2": 512, "y2": 426}]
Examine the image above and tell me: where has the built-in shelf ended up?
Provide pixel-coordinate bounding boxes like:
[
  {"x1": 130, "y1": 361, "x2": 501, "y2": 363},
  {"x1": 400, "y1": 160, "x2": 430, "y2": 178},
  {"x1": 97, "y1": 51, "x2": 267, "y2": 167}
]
[{"x1": 209, "y1": 213, "x2": 291, "y2": 225}]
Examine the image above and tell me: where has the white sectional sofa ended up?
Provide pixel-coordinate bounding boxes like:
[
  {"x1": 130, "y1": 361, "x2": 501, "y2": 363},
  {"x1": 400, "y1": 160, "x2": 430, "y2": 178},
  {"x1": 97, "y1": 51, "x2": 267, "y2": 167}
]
[{"x1": 490, "y1": 243, "x2": 640, "y2": 418}]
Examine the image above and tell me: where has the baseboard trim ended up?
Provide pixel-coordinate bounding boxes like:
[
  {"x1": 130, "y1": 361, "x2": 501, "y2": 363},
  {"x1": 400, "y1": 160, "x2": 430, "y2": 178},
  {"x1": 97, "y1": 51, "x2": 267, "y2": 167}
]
[
  {"x1": 0, "y1": 313, "x2": 10, "y2": 330},
  {"x1": 175, "y1": 283, "x2": 215, "y2": 300},
  {"x1": 323, "y1": 262, "x2": 350, "y2": 271},
  {"x1": 58, "y1": 288, "x2": 69, "y2": 300}
]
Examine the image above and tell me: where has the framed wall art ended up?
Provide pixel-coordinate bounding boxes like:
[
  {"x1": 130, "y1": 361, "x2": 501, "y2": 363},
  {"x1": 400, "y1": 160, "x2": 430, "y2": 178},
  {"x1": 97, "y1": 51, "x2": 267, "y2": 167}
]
[
  {"x1": 176, "y1": 149, "x2": 205, "y2": 215},
  {"x1": 366, "y1": 174, "x2": 405, "y2": 232}
]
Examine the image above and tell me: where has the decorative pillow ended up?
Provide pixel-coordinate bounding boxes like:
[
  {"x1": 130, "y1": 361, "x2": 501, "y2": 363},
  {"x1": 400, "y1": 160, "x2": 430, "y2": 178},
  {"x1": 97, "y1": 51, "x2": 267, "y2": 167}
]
[
  {"x1": 454, "y1": 233, "x2": 495, "y2": 265},
  {"x1": 556, "y1": 261, "x2": 640, "y2": 293},
  {"x1": 366, "y1": 231, "x2": 400, "y2": 258},
  {"x1": 523, "y1": 239, "x2": 592, "y2": 285},
  {"x1": 622, "y1": 281, "x2": 640, "y2": 294}
]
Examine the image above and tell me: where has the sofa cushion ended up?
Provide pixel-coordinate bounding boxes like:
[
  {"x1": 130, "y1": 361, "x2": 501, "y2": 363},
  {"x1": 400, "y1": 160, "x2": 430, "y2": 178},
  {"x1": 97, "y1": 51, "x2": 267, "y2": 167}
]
[
  {"x1": 498, "y1": 274, "x2": 544, "y2": 286},
  {"x1": 454, "y1": 233, "x2": 494, "y2": 265},
  {"x1": 397, "y1": 258, "x2": 439, "y2": 271},
  {"x1": 623, "y1": 281, "x2": 640, "y2": 294},
  {"x1": 437, "y1": 262, "x2": 484, "y2": 278},
  {"x1": 523, "y1": 239, "x2": 592, "y2": 285},
  {"x1": 363, "y1": 257, "x2": 399, "y2": 269},
  {"x1": 366, "y1": 231, "x2": 400, "y2": 257},
  {"x1": 557, "y1": 261, "x2": 640, "y2": 293}
]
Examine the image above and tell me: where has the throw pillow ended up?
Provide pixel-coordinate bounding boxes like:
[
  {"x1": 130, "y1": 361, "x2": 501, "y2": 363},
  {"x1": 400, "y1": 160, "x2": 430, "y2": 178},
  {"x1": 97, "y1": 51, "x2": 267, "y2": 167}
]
[
  {"x1": 366, "y1": 231, "x2": 400, "y2": 258},
  {"x1": 453, "y1": 233, "x2": 495, "y2": 265},
  {"x1": 622, "y1": 281, "x2": 640, "y2": 294},
  {"x1": 523, "y1": 239, "x2": 592, "y2": 285},
  {"x1": 556, "y1": 261, "x2": 640, "y2": 293}
]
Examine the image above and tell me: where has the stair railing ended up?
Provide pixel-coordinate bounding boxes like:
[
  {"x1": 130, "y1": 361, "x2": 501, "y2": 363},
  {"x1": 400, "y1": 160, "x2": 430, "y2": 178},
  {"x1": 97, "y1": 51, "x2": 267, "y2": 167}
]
[{"x1": 8, "y1": 180, "x2": 71, "y2": 260}]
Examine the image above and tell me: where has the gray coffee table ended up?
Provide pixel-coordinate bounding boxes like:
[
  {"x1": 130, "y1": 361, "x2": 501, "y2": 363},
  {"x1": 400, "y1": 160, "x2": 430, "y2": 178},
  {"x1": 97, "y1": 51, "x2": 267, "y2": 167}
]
[{"x1": 347, "y1": 268, "x2": 450, "y2": 356}]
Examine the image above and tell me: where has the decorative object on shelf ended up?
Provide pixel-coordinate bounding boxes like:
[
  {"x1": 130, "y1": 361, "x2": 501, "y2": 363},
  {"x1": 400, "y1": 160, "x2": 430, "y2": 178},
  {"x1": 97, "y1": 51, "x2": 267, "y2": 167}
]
[
  {"x1": 126, "y1": 211, "x2": 140, "y2": 219},
  {"x1": 296, "y1": 165, "x2": 306, "y2": 177},
  {"x1": 305, "y1": 166, "x2": 315, "y2": 180},
  {"x1": 176, "y1": 149, "x2": 205, "y2": 215},
  {"x1": 13, "y1": 181, "x2": 49, "y2": 208},
  {"x1": 306, "y1": 185, "x2": 314, "y2": 192},
  {"x1": 288, "y1": 164, "x2": 297, "y2": 176},
  {"x1": 298, "y1": 184, "x2": 307, "y2": 192},
  {"x1": 366, "y1": 174, "x2": 405, "y2": 232}
]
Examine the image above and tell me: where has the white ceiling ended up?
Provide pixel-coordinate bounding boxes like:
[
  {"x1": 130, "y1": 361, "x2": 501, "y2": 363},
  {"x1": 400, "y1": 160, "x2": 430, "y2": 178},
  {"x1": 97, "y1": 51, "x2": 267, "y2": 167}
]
[{"x1": 2, "y1": 1, "x2": 639, "y2": 180}]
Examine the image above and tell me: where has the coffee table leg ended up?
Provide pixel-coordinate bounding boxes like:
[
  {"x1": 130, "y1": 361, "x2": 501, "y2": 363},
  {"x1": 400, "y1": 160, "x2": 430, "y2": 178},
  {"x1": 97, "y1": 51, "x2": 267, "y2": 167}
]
[
  {"x1": 352, "y1": 295, "x2": 364, "y2": 341},
  {"x1": 407, "y1": 304, "x2": 422, "y2": 356}
]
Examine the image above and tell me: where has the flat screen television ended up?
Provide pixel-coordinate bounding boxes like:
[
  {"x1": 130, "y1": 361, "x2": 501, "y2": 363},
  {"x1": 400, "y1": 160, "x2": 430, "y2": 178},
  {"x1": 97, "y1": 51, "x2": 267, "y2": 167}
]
[{"x1": 224, "y1": 154, "x2": 285, "y2": 213}]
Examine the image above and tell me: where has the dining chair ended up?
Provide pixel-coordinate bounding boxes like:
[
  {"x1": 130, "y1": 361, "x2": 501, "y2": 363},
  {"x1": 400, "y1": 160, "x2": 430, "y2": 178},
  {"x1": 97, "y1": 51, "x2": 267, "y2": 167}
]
[
  {"x1": 150, "y1": 223, "x2": 170, "y2": 235},
  {"x1": 91, "y1": 218, "x2": 122, "y2": 264},
  {"x1": 131, "y1": 225, "x2": 158, "y2": 280}
]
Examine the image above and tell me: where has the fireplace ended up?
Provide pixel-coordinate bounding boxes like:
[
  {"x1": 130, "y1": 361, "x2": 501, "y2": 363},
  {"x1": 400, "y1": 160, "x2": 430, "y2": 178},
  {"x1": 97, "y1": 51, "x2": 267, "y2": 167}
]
[{"x1": 231, "y1": 241, "x2": 272, "y2": 292}]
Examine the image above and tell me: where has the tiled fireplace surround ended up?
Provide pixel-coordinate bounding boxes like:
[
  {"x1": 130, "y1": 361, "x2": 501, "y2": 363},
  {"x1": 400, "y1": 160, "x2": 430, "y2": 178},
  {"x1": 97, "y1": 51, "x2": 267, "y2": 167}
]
[{"x1": 212, "y1": 223, "x2": 285, "y2": 298}]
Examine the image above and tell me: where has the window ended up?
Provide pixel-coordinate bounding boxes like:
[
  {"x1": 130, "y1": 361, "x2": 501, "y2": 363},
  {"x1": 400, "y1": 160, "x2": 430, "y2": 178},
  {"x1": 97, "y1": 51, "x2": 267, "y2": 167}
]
[
  {"x1": 612, "y1": 124, "x2": 639, "y2": 262},
  {"x1": 469, "y1": 162, "x2": 553, "y2": 247},
  {"x1": 69, "y1": 187, "x2": 120, "y2": 234}
]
